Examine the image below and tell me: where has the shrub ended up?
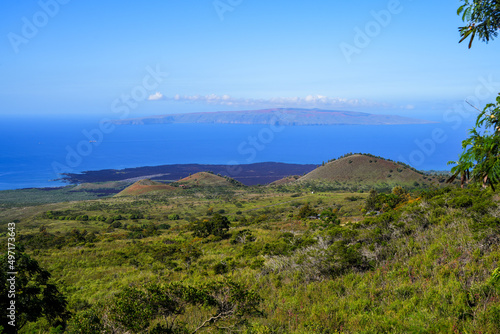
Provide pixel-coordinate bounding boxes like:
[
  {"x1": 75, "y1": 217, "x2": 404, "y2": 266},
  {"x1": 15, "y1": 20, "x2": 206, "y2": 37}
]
[
  {"x1": 231, "y1": 229, "x2": 256, "y2": 244},
  {"x1": 213, "y1": 261, "x2": 229, "y2": 274},
  {"x1": 297, "y1": 203, "x2": 317, "y2": 219},
  {"x1": 450, "y1": 195, "x2": 473, "y2": 208},
  {"x1": 192, "y1": 213, "x2": 230, "y2": 238},
  {"x1": 66, "y1": 307, "x2": 105, "y2": 334}
]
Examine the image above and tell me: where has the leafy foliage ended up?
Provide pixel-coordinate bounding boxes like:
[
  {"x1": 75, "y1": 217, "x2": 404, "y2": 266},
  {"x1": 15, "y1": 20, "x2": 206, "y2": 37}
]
[
  {"x1": 451, "y1": 1, "x2": 500, "y2": 189},
  {"x1": 296, "y1": 203, "x2": 317, "y2": 219},
  {"x1": 68, "y1": 280, "x2": 262, "y2": 333},
  {"x1": 0, "y1": 250, "x2": 68, "y2": 332},
  {"x1": 448, "y1": 95, "x2": 500, "y2": 189},
  {"x1": 191, "y1": 213, "x2": 231, "y2": 238},
  {"x1": 458, "y1": 0, "x2": 500, "y2": 48},
  {"x1": 364, "y1": 186, "x2": 410, "y2": 212}
]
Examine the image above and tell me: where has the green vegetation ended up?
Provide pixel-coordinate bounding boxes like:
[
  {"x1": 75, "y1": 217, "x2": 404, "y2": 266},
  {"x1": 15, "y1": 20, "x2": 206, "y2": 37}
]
[
  {"x1": 299, "y1": 154, "x2": 441, "y2": 188},
  {"x1": 458, "y1": 0, "x2": 500, "y2": 48},
  {"x1": 449, "y1": 0, "x2": 500, "y2": 189},
  {"x1": 0, "y1": 186, "x2": 118, "y2": 208},
  {"x1": 67, "y1": 279, "x2": 262, "y2": 333},
  {"x1": 448, "y1": 95, "x2": 500, "y2": 189},
  {"x1": 1, "y1": 179, "x2": 500, "y2": 333},
  {"x1": 0, "y1": 250, "x2": 68, "y2": 333},
  {"x1": 1, "y1": 5, "x2": 500, "y2": 332}
]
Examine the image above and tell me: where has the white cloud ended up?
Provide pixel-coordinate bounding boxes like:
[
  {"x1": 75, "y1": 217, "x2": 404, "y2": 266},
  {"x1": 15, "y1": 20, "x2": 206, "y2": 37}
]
[
  {"x1": 148, "y1": 93, "x2": 388, "y2": 109},
  {"x1": 147, "y1": 92, "x2": 165, "y2": 101}
]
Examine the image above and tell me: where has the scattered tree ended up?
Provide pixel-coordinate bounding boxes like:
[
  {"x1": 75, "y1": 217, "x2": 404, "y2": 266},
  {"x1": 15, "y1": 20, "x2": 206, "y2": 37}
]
[
  {"x1": 0, "y1": 250, "x2": 69, "y2": 332},
  {"x1": 449, "y1": 1, "x2": 500, "y2": 189},
  {"x1": 192, "y1": 213, "x2": 231, "y2": 238},
  {"x1": 70, "y1": 280, "x2": 263, "y2": 333},
  {"x1": 297, "y1": 203, "x2": 317, "y2": 219}
]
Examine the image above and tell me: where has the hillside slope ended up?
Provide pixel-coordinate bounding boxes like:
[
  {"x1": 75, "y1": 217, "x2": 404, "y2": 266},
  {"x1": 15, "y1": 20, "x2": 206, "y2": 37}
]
[
  {"x1": 299, "y1": 154, "x2": 434, "y2": 185},
  {"x1": 115, "y1": 179, "x2": 177, "y2": 196},
  {"x1": 268, "y1": 175, "x2": 301, "y2": 186},
  {"x1": 170, "y1": 172, "x2": 243, "y2": 188},
  {"x1": 12, "y1": 182, "x2": 500, "y2": 333}
]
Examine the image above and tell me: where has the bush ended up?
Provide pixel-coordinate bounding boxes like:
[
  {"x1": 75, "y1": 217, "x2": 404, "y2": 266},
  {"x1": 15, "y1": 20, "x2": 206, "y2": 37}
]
[
  {"x1": 66, "y1": 307, "x2": 105, "y2": 334},
  {"x1": 297, "y1": 203, "x2": 317, "y2": 219},
  {"x1": 111, "y1": 221, "x2": 122, "y2": 228},
  {"x1": 450, "y1": 195, "x2": 473, "y2": 208},
  {"x1": 231, "y1": 229, "x2": 256, "y2": 244},
  {"x1": 168, "y1": 214, "x2": 180, "y2": 220},
  {"x1": 213, "y1": 261, "x2": 229, "y2": 274},
  {"x1": 192, "y1": 213, "x2": 230, "y2": 238}
]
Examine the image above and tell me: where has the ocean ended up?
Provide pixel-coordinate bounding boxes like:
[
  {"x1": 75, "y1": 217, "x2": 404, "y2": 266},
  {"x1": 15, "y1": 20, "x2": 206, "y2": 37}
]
[{"x1": 0, "y1": 116, "x2": 472, "y2": 190}]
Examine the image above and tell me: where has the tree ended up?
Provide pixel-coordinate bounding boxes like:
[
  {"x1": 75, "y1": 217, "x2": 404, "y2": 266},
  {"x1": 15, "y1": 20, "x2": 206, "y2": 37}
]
[
  {"x1": 320, "y1": 208, "x2": 340, "y2": 225},
  {"x1": 297, "y1": 203, "x2": 317, "y2": 219},
  {"x1": 192, "y1": 213, "x2": 230, "y2": 238},
  {"x1": 458, "y1": 0, "x2": 500, "y2": 48},
  {"x1": 0, "y1": 250, "x2": 69, "y2": 332},
  {"x1": 447, "y1": 156, "x2": 473, "y2": 188},
  {"x1": 448, "y1": 103, "x2": 500, "y2": 189},
  {"x1": 449, "y1": 1, "x2": 500, "y2": 189},
  {"x1": 77, "y1": 280, "x2": 263, "y2": 333},
  {"x1": 109, "y1": 283, "x2": 186, "y2": 333},
  {"x1": 364, "y1": 189, "x2": 379, "y2": 212},
  {"x1": 66, "y1": 307, "x2": 106, "y2": 334}
]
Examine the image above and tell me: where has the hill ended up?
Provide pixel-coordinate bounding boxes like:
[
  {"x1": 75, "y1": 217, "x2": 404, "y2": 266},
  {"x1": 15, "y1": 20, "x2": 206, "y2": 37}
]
[
  {"x1": 299, "y1": 154, "x2": 436, "y2": 186},
  {"x1": 72, "y1": 181, "x2": 130, "y2": 191},
  {"x1": 112, "y1": 108, "x2": 435, "y2": 126},
  {"x1": 115, "y1": 179, "x2": 177, "y2": 196},
  {"x1": 170, "y1": 172, "x2": 243, "y2": 188},
  {"x1": 268, "y1": 175, "x2": 301, "y2": 186}
]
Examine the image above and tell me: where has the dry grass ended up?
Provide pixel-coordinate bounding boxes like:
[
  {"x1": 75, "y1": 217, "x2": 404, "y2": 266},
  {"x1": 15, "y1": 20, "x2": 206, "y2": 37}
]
[{"x1": 299, "y1": 154, "x2": 433, "y2": 185}]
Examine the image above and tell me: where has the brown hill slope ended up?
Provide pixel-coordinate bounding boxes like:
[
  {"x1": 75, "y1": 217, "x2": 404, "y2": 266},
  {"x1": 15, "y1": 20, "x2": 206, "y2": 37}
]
[
  {"x1": 299, "y1": 154, "x2": 434, "y2": 185},
  {"x1": 170, "y1": 172, "x2": 242, "y2": 188},
  {"x1": 115, "y1": 179, "x2": 177, "y2": 197},
  {"x1": 73, "y1": 181, "x2": 129, "y2": 191},
  {"x1": 268, "y1": 175, "x2": 301, "y2": 186}
]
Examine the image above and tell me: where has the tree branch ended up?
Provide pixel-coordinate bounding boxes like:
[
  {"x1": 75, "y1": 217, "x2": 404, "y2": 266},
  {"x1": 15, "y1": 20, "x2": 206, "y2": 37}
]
[
  {"x1": 191, "y1": 311, "x2": 234, "y2": 334},
  {"x1": 466, "y1": 100, "x2": 483, "y2": 112}
]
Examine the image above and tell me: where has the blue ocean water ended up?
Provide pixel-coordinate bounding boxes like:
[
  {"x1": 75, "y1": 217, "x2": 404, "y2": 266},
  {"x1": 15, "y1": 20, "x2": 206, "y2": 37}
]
[{"x1": 0, "y1": 116, "x2": 472, "y2": 190}]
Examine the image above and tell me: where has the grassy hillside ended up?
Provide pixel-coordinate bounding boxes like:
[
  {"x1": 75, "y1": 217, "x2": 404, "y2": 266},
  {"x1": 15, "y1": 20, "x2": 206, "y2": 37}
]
[
  {"x1": 299, "y1": 154, "x2": 440, "y2": 187},
  {"x1": 72, "y1": 181, "x2": 130, "y2": 191},
  {"x1": 170, "y1": 171, "x2": 244, "y2": 188},
  {"x1": 268, "y1": 175, "x2": 301, "y2": 186},
  {"x1": 115, "y1": 179, "x2": 178, "y2": 197},
  {"x1": 1, "y1": 181, "x2": 499, "y2": 333}
]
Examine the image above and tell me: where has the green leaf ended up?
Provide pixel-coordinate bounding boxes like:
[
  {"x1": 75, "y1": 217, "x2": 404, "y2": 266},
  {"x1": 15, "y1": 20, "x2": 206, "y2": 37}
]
[{"x1": 468, "y1": 30, "x2": 476, "y2": 48}]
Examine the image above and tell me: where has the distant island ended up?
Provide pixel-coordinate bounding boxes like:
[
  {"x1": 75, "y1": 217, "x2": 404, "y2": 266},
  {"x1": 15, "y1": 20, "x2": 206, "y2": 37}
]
[{"x1": 112, "y1": 108, "x2": 435, "y2": 126}]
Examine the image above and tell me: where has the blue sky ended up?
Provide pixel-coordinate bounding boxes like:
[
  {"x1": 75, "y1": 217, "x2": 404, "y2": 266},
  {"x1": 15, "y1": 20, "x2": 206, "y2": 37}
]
[{"x1": 1, "y1": 0, "x2": 499, "y2": 119}]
